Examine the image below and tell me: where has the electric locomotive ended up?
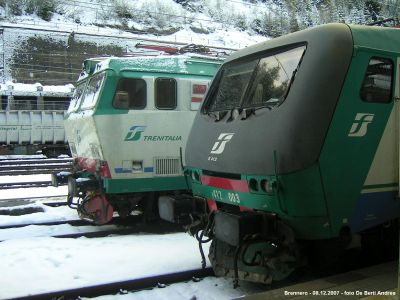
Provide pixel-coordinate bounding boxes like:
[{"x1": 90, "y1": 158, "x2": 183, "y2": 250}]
[
  {"x1": 159, "y1": 23, "x2": 400, "y2": 284},
  {"x1": 53, "y1": 55, "x2": 222, "y2": 224}
]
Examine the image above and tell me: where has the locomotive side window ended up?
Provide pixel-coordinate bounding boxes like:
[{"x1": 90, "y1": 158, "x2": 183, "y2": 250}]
[
  {"x1": 113, "y1": 78, "x2": 146, "y2": 110},
  {"x1": 204, "y1": 45, "x2": 306, "y2": 113},
  {"x1": 81, "y1": 72, "x2": 105, "y2": 109},
  {"x1": 360, "y1": 57, "x2": 393, "y2": 103},
  {"x1": 155, "y1": 78, "x2": 177, "y2": 110}
]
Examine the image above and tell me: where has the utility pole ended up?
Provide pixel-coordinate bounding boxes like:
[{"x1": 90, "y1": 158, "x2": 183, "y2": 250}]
[{"x1": 0, "y1": 28, "x2": 5, "y2": 83}]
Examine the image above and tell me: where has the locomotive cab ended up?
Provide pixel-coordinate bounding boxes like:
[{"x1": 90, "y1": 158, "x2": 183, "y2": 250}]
[
  {"x1": 56, "y1": 56, "x2": 222, "y2": 224},
  {"x1": 170, "y1": 24, "x2": 400, "y2": 284}
]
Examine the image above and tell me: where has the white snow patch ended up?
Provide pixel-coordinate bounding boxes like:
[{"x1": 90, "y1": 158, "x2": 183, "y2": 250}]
[{"x1": 0, "y1": 233, "x2": 210, "y2": 299}]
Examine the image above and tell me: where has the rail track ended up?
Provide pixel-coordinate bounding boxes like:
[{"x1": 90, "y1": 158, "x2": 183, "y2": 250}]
[
  {"x1": 0, "y1": 181, "x2": 55, "y2": 189},
  {"x1": 0, "y1": 225, "x2": 149, "y2": 242},
  {"x1": 0, "y1": 194, "x2": 67, "y2": 203},
  {"x1": 0, "y1": 213, "x2": 156, "y2": 230},
  {"x1": 7, "y1": 268, "x2": 215, "y2": 300},
  {"x1": 0, "y1": 217, "x2": 184, "y2": 242},
  {"x1": 0, "y1": 157, "x2": 73, "y2": 176}
]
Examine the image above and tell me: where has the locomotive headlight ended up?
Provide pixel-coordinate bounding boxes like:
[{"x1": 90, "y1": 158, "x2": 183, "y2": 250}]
[
  {"x1": 261, "y1": 179, "x2": 275, "y2": 194},
  {"x1": 191, "y1": 170, "x2": 200, "y2": 182},
  {"x1": 249, "y1": 178, "x2": 259, "y2": 192},
  {"x1": 132, "y1": 160, "x2": 143, "y2": 172}
]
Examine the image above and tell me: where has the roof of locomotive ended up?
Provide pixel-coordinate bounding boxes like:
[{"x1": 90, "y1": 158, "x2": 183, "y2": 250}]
[
  {"x1": 350, "y1": 24, "x2": 400, "y2": 54},
  {"x1": 79, "y1": 55, "x2": 223, "y2": 81},
  {"x1": 224, "y1": 23, "x2": 400, "y2": 65}
]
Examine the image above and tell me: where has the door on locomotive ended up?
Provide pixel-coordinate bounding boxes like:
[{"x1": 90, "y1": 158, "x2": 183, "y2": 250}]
[
  {"x1": 53, "y1": 56, "x2": 222, "y2": 224},
  {"x1": 158, "y1": 23, "x2": 400, "y2": 285}
]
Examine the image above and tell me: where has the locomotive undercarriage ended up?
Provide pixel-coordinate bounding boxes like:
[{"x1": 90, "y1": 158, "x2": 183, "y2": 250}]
[
  {"x1": 158, "y1": 195, "x2": 304, "y2": 286},
  {"x1": 52, "y1": 171, "x2": 158, "y2": 224},
  {"x1": 159, "y1": 195, "x2": 399, "y2": 286},
  {"x1": 208, "y1": 215, "x2": 302, "y2": 286},
  {"x1": 208, "y1": 214, "x2": 398, "y2": 285}
]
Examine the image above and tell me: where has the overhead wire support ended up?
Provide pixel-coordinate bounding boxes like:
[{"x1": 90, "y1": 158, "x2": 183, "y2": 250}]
[{"x1": 0, "y1": 28, "x2": 4, "y2": 83}]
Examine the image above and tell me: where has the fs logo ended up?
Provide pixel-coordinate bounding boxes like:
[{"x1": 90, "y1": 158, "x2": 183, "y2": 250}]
[
  {"x1": 125, "y1": 126, "x2": 146, "y2": 141},
  {"x1": 348, "y1": 113, "x2": 374, "y2": 137},
  {"x1": 210, "y1": 133, "x2": 235, "y2": 154}
]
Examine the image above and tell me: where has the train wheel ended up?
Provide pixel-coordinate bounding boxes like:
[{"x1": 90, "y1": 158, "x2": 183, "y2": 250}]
[{"x1": 209, "y1": 221, "x2": 302, "y2": 285}]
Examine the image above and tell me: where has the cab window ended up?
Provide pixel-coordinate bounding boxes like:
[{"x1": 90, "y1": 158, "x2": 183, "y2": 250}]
[
  {"x1": 67, "y1": 81, "x2": 86, "y2": 113},
  {"x1": 155, "y1": 78, "x2": 177, "y2": 110},
  {"x1": 81, "y1": 72, "x2": 105, "y2": 109},
  {"x1": 360, "y1": 57, "x2": 393, "y2": 103},
  {"x1": 113, "y1": 78, "x2": 146, "y2": 109}
]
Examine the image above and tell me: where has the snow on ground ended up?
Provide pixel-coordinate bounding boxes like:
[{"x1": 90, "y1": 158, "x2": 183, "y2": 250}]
[
  {"x1": 0, "y1": 183, "x2": 67, "y2": 200},
  {"x1": 0, "y1": 223, "x2": 119, "y2": 240},
  {"x1": 0, "y1": 200, "x2": 76, "y2": 226},
  {"x1": 0, "y1": 171, "x2": 73, "y2": 226},
  {"x1": 0, "y1": 174, "x2": 53, "y2": 184},
  {"x1": 0, "y1": 233, "x2": 213, "y2": 299},
  {"x1": 89, "y1": 277, "x2": 263, "y2": 300}
]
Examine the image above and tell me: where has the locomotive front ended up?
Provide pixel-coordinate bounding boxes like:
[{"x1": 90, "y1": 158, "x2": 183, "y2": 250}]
[
  {"x1": 159, "y1": 23, "x2": 400, "y2": 284},
  {"x1": 55, "y1": 56, "x2": 222, "y2": 225}
]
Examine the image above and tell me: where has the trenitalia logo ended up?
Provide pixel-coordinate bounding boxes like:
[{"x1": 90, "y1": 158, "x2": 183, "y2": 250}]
[
  {"x1": 125, "y1": 126, "x2": 146, "y2": 141},
  {"x1": 348, "y1": 113, "x2": 374, "y2": 137},
  {"x1": 210, "y1": 133, "x2": 235, "y2": 154}
]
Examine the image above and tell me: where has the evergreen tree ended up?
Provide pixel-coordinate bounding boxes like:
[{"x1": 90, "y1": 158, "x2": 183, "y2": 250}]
[{"x1": 365, "y1": 0, "x2": 381, "y2": 22}]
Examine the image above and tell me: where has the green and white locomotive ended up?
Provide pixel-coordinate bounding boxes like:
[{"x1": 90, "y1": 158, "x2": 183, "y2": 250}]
[
  {"x1": 53, "y1": 55, "x2": 222, "y2": 224},
  {"x1": 159, "y1": 23, "x2": 400, "y2": 284}
]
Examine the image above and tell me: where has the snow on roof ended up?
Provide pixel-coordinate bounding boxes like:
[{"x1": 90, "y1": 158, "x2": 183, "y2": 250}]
[{"x1": 0, "y1": 82, "x2": 75, "y2": 96}]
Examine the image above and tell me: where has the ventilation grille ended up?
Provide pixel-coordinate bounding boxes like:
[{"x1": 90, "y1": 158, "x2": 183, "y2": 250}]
[{"x1": 154, "y1": 157, "x2": 181, "y2": 176}]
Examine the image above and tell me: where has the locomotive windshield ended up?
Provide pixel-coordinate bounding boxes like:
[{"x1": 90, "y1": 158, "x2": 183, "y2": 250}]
[
  {"x1": 67, "y1": 81, "x2": 86, "y2": 114},
  {"x1": 204, "y1": 45, "x2": 306, "y2": 113},
  {"x1": 81, "y1": 72, "x2": 105, "y2": 109}
]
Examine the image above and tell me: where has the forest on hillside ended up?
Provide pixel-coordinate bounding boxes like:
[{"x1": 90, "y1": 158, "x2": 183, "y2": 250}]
[{"x1": 0, "y1": 0, "x2": 399, "y2": 37}]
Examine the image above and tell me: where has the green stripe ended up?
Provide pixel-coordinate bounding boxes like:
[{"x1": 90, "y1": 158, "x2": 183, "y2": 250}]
[{"x1": 103, "y1": 176, "x2": 188, "y2": 193}]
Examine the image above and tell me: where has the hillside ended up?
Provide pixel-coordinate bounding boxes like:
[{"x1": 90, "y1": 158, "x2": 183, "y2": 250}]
[
  {"x1": 0, "y1": 0, "x2": 396, "y2": 37},
  {"x1": 0, "y1": 0, "x2": 397, "y2": 85}
]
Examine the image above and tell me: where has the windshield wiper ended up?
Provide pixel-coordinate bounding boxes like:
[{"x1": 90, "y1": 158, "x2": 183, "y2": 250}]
[
  {"x1": 282, "y1": 68, "x2": 298, "y2": 101},
  {"x1": 206, "y1": 110, "x2": 228, "y2": 122},
  {"x1": 240, "y1": 106, "x2": 271, "y2": 120}
]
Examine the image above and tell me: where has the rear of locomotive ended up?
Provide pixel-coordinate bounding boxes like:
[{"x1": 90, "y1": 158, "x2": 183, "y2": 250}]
[
  {"x1": 161, "y1": 24, "x2": 400, "y2": 284},
  {"x1": 56, "y1": 56, "x2": 221, "y2": 224}
]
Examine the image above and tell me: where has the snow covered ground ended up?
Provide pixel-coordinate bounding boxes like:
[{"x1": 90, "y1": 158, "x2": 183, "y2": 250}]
[{"x1": 0, "y1": 174, "x2": 263, "y2": 300}]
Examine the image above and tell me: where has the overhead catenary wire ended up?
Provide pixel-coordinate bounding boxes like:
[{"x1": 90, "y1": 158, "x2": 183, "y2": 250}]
[{"x1": 0, "y1": 24, "x2": 238, "y2": 51}]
